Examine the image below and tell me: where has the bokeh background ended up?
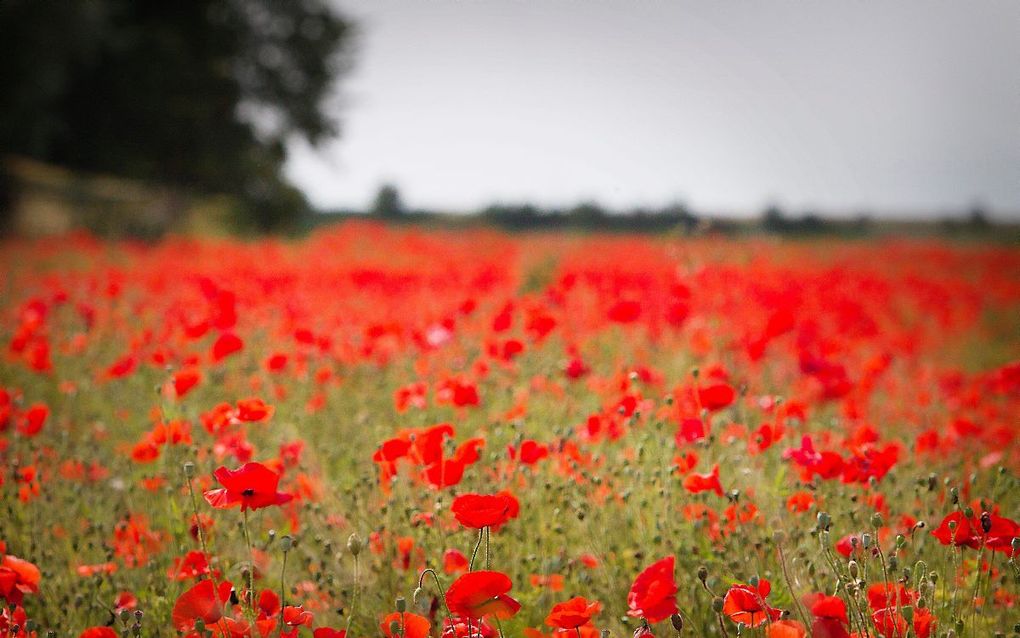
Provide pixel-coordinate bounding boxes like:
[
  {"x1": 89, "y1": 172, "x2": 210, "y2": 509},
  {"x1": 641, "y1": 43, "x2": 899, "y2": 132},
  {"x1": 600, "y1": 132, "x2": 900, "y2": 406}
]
[{"x1": 1, "y1": 0, "x2": 1018, "y2": 238}]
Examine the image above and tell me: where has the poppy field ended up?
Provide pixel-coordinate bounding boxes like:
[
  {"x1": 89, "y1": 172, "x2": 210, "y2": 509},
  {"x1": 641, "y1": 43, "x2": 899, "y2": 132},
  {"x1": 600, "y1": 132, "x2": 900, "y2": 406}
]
[{"x1": 1, "y1": 224, "x2": 1019, "y2": 638}]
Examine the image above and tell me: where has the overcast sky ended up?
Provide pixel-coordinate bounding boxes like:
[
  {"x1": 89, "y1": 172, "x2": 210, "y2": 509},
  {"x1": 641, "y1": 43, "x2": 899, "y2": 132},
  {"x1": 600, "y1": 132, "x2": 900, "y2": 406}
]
[{"x1": 284, "y1": 1, "x2": 1020, "y2": 218}]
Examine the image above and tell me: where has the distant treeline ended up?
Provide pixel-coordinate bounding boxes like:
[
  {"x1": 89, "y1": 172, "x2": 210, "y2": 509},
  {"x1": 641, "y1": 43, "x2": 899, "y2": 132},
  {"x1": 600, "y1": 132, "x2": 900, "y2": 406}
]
[{"x1": 311, "y1": 184, "x2": 1017, "y2": 239}]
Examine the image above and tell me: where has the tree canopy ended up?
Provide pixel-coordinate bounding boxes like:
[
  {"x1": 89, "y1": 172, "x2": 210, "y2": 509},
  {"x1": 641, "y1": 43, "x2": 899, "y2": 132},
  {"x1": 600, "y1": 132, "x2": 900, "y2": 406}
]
[{"x1": 0, "y1": 0, "x2": 355, "y2": 232}]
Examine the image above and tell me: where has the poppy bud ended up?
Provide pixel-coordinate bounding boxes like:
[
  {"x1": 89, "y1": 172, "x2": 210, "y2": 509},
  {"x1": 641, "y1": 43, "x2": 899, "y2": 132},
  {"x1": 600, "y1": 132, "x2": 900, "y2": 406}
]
[
  {"x1": 711, "y1": 597, "x2": 725, "y2": 613},
  {"x1": 697, "y1": 566, "x2": 708, "y2": 584},
  {"x1": 390, "y1": 620, "x2": 401, "y2": 636},
  {"x1": 183, "y1": 462, "x2": 196, "y2": 478},
  {"x1": 848, "y1": 560, "x2": 859, "y2": 579},
  {"x1": 396, "y1": 596, "x2": 406, "y2": 612},
  {"x1": 929, "y1": 571, "x2": 938, "y2": 584},
  {"x1": 963, "y1": 506, "x2": 974, "y2": 519},
  {"x1": 861, "y1": 533, "x2": 871, "y2": 549},
  {"x1": 1012, "y1": 537, "x2": 1020, "y2": 552},
  {"x1": 749, "y1": 575, "x2": 759, "y2": 587},
  {"x1": 670, "y1": 612, "x2": 684, "y2": 633},
  {"x1": 347, "y1": 533, "x2": 363, "y2": 556},
  {"x1": 412, "y1": 587, "x2": 424, "y2": 607},
  {"x1": 980, "y1": 512, "x2": 992, "y2": 534},
  {"x1": 888, "y1": 556, "x2": 898, "y2": 571},
  {"x1": 926, "y1": 474, "x2": 937, "y2": 491},
  {"x1": 870, "y1": 513, "x2": 883, "y2": 528},
  {"x1": 950, "y1": 487, "x2": 959, "y2": 504},
  {"x1": 816, "y1": 512, "x2": 831, "y2": 530},
  {"x1": 280, "y1": 535, "x2": 293, "y2": 552},
  {"x1": 895, "y1": 534, "x2": 906, "y2": 549}
]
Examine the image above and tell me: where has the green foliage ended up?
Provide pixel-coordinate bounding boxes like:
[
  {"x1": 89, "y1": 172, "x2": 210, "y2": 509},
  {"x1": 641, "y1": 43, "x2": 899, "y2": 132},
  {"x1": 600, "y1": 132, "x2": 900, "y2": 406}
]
[{"x1": 0, "y1": 0, "x2": 354, "y2": 233}]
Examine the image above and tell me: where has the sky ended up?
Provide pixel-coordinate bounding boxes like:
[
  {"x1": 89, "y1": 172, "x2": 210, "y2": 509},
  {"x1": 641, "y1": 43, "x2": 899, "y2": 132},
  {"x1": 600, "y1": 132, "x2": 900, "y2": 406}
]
[{"x1": 283, "y1": 0, "x2": 1020, "y2": 218}]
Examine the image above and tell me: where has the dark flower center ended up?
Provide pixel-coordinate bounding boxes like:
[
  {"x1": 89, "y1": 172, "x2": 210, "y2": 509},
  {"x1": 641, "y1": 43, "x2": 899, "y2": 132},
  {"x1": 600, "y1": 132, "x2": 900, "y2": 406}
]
[{"x1": 242, "y1": 488, "x2": 256, "y2": 496}]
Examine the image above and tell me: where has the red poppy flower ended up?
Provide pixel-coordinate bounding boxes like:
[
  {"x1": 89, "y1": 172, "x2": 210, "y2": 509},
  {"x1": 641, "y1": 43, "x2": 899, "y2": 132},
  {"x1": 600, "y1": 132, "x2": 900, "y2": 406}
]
[
  {"x1": 627, "y1": 556, "x2": 678, "y2": 623},
  {"x1": 871, "y1": 606, "x2": 935, "y2": 638},
  {"x1": 608, "y1": 299, "x2": 641, "y2": 323},
  {"x1": 545, "y1": 596, "x2": 602, "y2": 629},
  {"x1": 172, "y1": 579, "x2": 224, "y2": 631},
  {"x1": 313, "y1": 629, "x2": 347, "y2": 638},
  {"x1": 446, "y1": 570, "x2": 521, "y2": 619},
  {"x1": 79, "y1": 628, "x2": 117, "y2": 638},
  {"x1": 211, "y1": 332, "x2": 243, "y2": 362},
  {"x1": 381, "y1": 611, "x2": 431, "y2": 638},
  {"x1": 722, "y1": 580, "x2": 782, "y2": 627},
  {"x1": 765, "y1": 620, "x2": 806, "y2": 638},
  {"x1": 451, "y1": 492, "x2": 516, "y2": 529},
  {"x1": 203, "y1": 462, "x2": 293, "y2": 511},
  {"x1": 167, "y1": 550, "x2": 216, "y2": 581},
  {"x1": 865, "y1": 583, "x2": 914, "y2": 612},
  {"x1": 282, "y1": 605, "x2": 314, "y2": 628},
  {"x1": 931, "y1": 511, "x2": 1019, "y2": 553},
  {"x1": 803, "y1": 593, "x2": 849, "y2": 638},
  {"x1": 698, "y1": 383, "x2": 735, "y2": 410},
  {"x1": 17, "y1": 403, "x2": 48, "y2": 437},
  {"x1": 236, "y1": 397, "x2": 274, "y2": 422},
  {"x1": 173, "y1": 368, "x2": 201, "y2": 398},
  {"x1": 443, "y1": 548, "x2": 469, "y2": 574},
  {"x1": 683, "y1": 464, "x2": 724, "y2": 496},
  {"x1": 0, "y1": 552, "x2": 41, "y2": 605}
]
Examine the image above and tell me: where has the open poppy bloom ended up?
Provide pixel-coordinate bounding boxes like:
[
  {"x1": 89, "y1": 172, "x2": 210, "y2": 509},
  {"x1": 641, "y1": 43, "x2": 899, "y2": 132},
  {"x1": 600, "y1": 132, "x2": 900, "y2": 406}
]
[
  {"x1": 446, "y1": 570, "x2": 521, "y2": 619},
  {"x1": 79, "y1": 628, "x2": 118, "y2": 638},
  {"x1": 0, "y1": 552, "x2": 41, "y2": 605},
  {"x1": 203, "y1": 462, "x2": 293, "y2": 512},
  {"x1": 765, "y1": 620, "x2": 806, "y2": 638},
  {"x1": 722, "y1": 579, "x2": 782, "y2": 627},
  {"x1": 627, "y1": 556, "x2": 678, "y2": 623},
  {"x1": 451, "y1": 492, "x2": 518, "y2": 529},
  {"x1": 931, "y1": 510, "x2": 1019, "y2": 553},
  {"x1": 172, "y1": 579, "x2": 226, "y2": 631},
  {"x1": 802, "y1": 593, "x2": 849, "y2": 638},
  {"x1": 381, "y1": 611, "x2": 431, "y2": 638},
  {"x1": 682, "y1": 464, "x2": 724, "y2": 496},
  {"x1": 545, "y1": 596, "x2": 602, "y2": 629}
]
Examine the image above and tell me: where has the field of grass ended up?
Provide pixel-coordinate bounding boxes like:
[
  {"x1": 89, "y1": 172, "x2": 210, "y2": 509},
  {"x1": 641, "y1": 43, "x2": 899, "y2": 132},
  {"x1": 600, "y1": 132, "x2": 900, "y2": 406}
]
[{"x1": 1, "y1": 223, "x2": 1019, "y2": 638}]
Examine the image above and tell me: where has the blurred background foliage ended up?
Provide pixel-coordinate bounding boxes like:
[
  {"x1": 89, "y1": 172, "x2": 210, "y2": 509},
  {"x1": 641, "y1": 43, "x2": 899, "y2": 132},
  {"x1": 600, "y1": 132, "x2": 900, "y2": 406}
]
[{"x1": 0, "y1": 0, "x2": 354, "y2": 236}]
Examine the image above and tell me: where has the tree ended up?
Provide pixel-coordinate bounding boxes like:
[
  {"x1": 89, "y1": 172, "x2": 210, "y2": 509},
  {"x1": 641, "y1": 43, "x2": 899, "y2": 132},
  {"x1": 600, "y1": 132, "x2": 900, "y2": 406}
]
[
  {"x1": 0, "y1": 0, "x2": 355, "y2": 233},
  {"x1": 761, "y1": 205, "x2": 788, "y2": 233},
  {"x1": 371, "y1": 184, "x2": 405, "y2": 220}
]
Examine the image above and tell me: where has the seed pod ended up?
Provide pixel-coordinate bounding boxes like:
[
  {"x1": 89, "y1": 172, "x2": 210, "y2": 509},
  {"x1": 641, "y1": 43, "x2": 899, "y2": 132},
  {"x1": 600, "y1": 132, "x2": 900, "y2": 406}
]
[
  {"x1": 347, "y1": 533, "x2": 363, "y2": 556},
  {"x1": 670, "y1": 612, "x2": 684, "y2": 633}
]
